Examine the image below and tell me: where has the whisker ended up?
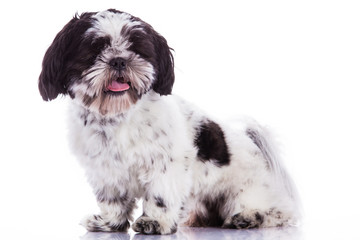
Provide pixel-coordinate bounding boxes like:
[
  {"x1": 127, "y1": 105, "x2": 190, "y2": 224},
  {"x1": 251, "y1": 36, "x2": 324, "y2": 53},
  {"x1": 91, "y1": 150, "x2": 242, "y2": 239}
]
[{"x1": 82, "y1": 68, "x2": 102, "y2": 77}]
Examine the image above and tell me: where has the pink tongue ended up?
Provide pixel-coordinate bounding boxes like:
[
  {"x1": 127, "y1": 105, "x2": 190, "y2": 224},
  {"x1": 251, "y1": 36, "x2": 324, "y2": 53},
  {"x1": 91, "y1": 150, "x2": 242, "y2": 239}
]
[{"x1": 107, "y1": 81, "x2": 130, "y2": 92}]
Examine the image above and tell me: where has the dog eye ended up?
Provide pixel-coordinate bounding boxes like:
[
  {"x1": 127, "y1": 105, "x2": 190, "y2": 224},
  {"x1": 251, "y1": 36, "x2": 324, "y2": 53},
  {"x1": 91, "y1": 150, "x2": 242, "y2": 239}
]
[{"x1": 91, "y1": 37, "x2": 110, "y2": 51}]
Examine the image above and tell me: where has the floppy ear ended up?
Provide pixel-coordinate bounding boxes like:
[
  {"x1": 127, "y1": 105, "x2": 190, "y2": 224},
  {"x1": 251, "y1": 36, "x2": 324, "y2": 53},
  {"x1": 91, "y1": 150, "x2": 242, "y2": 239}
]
[
  {"x1": 38, "y1": 13, "x2": 93, "y2": 101},
  {"x1": 151, "y1": 31, "x2": 175, "y2": 96}
]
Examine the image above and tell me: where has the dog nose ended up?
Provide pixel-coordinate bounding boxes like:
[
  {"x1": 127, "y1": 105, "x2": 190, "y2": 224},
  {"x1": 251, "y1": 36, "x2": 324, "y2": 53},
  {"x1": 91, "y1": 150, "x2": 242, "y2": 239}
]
[{"x1": 109, "y1": 57, "x2": 126, "y2": 71}]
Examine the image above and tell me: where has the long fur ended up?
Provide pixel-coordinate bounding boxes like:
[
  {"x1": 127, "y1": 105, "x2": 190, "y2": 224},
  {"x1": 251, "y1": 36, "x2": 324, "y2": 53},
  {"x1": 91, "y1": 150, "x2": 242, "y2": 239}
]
[{"x1": 39, "y1": 9, "x2": 300, "y2": 235}]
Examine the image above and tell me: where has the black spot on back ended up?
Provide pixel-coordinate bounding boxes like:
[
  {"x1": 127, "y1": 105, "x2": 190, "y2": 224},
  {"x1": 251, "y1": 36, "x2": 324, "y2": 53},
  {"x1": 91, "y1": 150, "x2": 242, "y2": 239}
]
[{"x1": 195, "y1": 120, "x2": 230, "y2": 167}]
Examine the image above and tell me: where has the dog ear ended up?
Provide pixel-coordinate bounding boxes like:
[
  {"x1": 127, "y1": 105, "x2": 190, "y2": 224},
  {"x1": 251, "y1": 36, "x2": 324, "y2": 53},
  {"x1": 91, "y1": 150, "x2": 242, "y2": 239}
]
[
  {"x1": 151, "y1": 31, "x2": 175, "y2": 96},
  {"x1": 38, "y1": 13, "x2": 93, "y2": 101}
]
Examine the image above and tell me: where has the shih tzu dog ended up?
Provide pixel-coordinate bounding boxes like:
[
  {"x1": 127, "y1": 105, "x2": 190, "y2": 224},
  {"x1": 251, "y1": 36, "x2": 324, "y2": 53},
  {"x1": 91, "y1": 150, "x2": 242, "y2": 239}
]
[{"x1": 39, "y1": 9, "x2": 300, "y2": 235}]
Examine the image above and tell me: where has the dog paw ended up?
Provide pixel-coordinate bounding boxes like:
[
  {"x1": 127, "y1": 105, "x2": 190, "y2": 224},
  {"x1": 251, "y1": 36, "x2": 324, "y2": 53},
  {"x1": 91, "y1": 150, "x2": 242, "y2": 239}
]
[
  {"x1": 263, "y1": 208, "x2": 294, "y2": 227},
  {"x1": 81, "y1": 214, "x2": 130, "y2": 232},
  {"x1": 223, "y1": 210, "x2": 264, "y2": 229},
  {"x1": 132, "y1": 216, "x2": 177, "y2": 235}
]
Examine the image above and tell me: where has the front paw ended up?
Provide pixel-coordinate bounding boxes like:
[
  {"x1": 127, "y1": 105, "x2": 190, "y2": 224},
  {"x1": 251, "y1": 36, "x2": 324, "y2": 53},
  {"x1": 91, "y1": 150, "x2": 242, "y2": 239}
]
[
  {"x1": 81, "y1": 214, "x2": 130, "y2": 232},
  {"x1": 132, "y1": 216, "x2": 177, "y2": 235}
]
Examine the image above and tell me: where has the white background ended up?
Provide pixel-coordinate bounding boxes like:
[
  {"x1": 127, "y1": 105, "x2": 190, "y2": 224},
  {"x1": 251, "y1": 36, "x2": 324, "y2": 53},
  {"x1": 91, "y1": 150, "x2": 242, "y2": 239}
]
[{"x1": 0, "y1": 0, "x2": 359, "y2": 239}]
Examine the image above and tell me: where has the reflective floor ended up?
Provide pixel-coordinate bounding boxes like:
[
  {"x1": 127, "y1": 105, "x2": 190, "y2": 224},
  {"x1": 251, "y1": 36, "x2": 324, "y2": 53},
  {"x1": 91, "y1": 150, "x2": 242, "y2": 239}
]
[{"x1": 81, "y1": 227, "x2": 302, "y2": 240}]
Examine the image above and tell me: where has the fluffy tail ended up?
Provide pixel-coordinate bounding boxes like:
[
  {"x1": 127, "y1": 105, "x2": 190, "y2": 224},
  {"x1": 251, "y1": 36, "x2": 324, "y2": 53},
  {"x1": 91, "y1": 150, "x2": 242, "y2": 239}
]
[{"x1": 245, "y1": 122, "x2": 300, "y2": 203}]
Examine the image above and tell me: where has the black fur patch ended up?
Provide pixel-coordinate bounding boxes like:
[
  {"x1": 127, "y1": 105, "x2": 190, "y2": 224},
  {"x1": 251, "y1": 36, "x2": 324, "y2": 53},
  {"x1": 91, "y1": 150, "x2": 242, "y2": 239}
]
[
  {"x1": 154, "y1": 196, "x2": 166, "y2": 208},
  {"x1": 107, "y1": 8, "x2": 124, "y2": 14},
  {"x1": 128, "y1": 19, "x2": 174, "y2": 95},
  {"x1": 195, "y1": 120, "x2": 230, "y2": 167},
  {"x1": 189, "y1": 194, "x2": 226, "y2": 227}
]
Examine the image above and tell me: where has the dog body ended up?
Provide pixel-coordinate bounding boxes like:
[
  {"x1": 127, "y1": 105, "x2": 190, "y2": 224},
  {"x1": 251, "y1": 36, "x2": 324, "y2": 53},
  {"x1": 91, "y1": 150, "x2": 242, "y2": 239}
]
[{"x1": 39, "y1": 9, "x2": 299, "y2": 234}]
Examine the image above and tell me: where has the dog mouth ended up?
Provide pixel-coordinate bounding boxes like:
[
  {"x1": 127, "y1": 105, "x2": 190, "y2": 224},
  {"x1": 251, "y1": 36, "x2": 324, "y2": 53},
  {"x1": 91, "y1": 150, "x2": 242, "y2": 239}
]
[{"x1": 105, "y1": 77, "x2": 130, "y2": 95}]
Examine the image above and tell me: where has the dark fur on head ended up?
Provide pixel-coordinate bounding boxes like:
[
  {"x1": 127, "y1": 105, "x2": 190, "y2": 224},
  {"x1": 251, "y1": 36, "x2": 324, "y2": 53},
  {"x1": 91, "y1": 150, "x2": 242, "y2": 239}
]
[
  {"x1": 39, "y1": 9, "x2": 175, "y2": 108},
  {"x1": 39, "y1": 12, "x2": 95, "y2": 101}
]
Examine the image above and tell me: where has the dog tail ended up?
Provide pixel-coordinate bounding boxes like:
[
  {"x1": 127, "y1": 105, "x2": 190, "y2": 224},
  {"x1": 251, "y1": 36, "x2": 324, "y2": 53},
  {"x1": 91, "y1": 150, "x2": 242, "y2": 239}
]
[{"x1": 245, "y1": 122, "x2": 300, "y2": 202}]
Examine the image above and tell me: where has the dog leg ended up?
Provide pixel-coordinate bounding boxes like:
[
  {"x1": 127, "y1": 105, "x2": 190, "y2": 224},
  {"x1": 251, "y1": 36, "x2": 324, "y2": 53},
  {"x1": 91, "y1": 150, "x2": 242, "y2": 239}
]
[
  {"x1": 132, "y1": 196, "x2": 180, "y2": 234},
  {"x1": 81, "y1": 187, "x2": 136, "y2": 232},
  {"x1": 132, "y1": 162, "x2": 189, "y2": 234},
  {"x1": 221, "y1": 185, "x2": 296, "y2": 229}
]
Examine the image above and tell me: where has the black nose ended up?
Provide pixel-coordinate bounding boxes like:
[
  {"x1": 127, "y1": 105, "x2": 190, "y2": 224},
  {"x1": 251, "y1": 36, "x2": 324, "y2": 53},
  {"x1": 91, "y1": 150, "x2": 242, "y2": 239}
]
[{"x1": 109, "y1": 57, "x2": 126, "y2": 71}]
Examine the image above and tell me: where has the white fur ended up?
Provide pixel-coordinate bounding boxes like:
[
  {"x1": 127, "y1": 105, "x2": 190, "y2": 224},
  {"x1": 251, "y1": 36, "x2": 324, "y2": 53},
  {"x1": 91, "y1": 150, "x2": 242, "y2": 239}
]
[
  {"x1": 86, "y1": 11, "x2": 143, "y2": 39},
  {"x1": 68, "y1": 90, "x2": 300, "y2": 234}
]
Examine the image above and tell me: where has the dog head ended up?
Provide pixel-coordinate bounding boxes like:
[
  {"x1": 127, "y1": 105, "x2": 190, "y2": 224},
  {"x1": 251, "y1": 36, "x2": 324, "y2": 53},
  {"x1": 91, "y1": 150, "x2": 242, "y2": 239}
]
[{"x1": 39, "y1": 9, "x2": 174, "y2": 115}]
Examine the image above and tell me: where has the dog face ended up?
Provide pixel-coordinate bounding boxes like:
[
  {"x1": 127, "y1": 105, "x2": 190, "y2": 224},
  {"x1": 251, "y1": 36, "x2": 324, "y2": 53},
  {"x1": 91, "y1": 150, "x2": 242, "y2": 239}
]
[{"x1": 39, "y1": 9, "x2": 174, "y2": 115}]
